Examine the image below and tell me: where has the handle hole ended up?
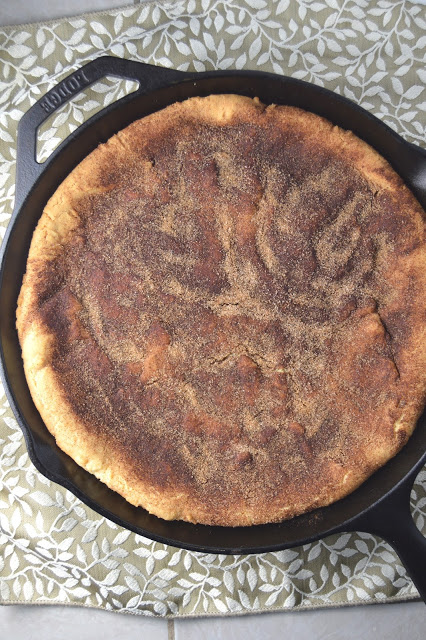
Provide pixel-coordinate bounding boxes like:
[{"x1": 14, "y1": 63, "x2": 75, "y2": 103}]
[
  {"x1": 36, "y1": 76, "x2": 139, "y2": 163},
  {"x1": 410, "y1": 466, "x2": 426, "y2": 537}
]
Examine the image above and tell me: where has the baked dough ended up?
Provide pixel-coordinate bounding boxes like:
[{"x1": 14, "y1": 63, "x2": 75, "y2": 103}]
[{"x1": 17, "y1": 95, "x2": 426, "y2": 526}]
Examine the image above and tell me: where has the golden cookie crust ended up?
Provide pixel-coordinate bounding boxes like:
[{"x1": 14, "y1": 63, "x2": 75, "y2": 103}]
[{"x1": 17, "y1": 95, "x2": 426, "y2": 526}]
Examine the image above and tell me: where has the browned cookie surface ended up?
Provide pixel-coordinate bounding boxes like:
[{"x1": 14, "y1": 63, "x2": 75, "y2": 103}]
[{"x1": 17, "y1": 95, "x2": 426, "y2": 525}]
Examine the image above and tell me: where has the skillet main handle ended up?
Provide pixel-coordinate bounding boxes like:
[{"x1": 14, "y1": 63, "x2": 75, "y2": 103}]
[
  {"x1": 352, "y1": 474, "x2": 426, "y2": 603},
  {"x1": 14, "y1": 56, "x2": 192, "y2": 211}
]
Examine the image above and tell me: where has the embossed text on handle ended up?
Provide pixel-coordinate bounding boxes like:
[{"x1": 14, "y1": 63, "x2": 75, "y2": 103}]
[{"x1": 40, "y1": 69, "x2": 91, "y2": 114}]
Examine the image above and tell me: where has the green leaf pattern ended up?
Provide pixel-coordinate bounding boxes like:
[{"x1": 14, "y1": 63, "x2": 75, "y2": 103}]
[{"x1": 0, "y1": 0, "x2": 425, "y2": 615}]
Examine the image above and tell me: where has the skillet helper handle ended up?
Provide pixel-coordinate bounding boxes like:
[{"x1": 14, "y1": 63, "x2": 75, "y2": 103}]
[
  {"x1": 352, "y1": 475, "x2": 426, "y2": 603},
  {"x1": 14, "y1": 56, "x2": 191, "y2": 211}
]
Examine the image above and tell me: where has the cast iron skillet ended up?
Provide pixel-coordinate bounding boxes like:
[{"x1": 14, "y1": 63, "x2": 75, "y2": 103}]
[{"x1": 1, "y1": 56, "x2": 426, "y2": 600}]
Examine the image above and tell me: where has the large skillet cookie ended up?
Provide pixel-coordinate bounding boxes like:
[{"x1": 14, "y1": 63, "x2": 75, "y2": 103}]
[{"x1": 1, "y1": 56, "x2": 425, "y2": 601}]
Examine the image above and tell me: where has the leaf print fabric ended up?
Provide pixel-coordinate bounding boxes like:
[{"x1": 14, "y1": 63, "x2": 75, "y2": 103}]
[{"x1": 0, "y1": 0, "x2": 425, "y2": 615}]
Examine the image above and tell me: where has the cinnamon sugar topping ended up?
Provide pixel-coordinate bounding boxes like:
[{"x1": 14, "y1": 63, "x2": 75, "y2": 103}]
[{"x1": 22, "y1": 96, "x2": 426, "y2": 525}]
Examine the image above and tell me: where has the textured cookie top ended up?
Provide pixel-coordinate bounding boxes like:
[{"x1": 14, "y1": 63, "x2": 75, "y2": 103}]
[{"x1": 17, "y1": 95, "x2": 426, "y2": 526}]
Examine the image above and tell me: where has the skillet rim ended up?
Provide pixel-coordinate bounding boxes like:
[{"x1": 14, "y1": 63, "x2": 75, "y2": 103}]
[{"x1": 0, "y1": 59, "x2": 425, "y2": 554}]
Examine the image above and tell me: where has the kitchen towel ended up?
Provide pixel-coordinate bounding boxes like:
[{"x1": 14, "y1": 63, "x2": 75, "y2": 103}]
[{"x1": 0, "y1": 0, "x2": 425, "y2": 617}]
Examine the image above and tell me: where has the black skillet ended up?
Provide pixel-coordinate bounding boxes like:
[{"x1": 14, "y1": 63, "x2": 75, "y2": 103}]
[{"x1": 1, "y1": 56, "x2": 426, "y2": 601}]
